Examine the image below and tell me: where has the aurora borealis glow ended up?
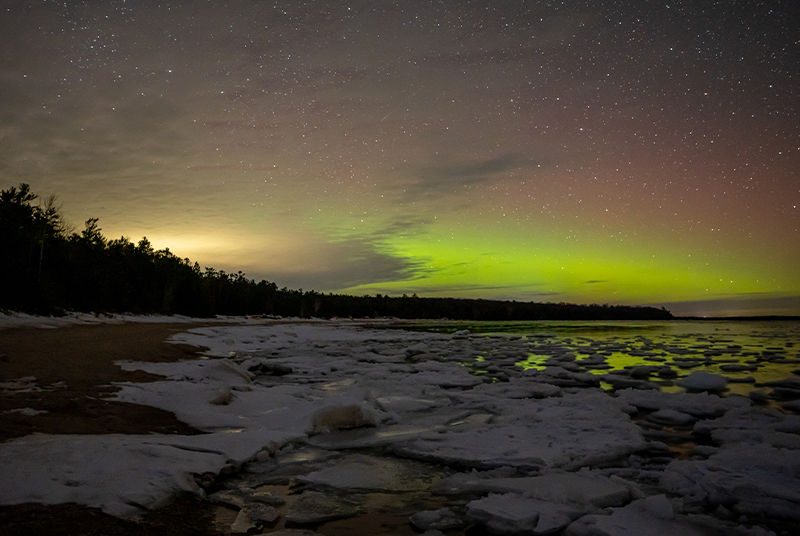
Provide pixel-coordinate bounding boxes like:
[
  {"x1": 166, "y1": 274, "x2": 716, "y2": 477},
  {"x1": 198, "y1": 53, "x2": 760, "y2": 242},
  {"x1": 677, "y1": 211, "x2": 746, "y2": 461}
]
[{"x1": 1, "y1": 1, "x2": 798, "y2": 316}]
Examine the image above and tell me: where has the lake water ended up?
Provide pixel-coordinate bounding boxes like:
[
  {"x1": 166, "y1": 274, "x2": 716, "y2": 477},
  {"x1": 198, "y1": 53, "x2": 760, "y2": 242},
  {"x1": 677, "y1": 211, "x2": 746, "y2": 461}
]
[{"x1": 383, "y1": 319, "x2": 800, "y2": 400}]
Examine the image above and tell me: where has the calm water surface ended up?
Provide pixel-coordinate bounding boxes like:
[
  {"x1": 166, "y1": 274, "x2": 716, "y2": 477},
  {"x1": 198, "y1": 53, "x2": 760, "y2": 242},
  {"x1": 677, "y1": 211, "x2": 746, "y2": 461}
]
[{"x1": 388, "y1": 319, "x2": 800, "y2": 398}]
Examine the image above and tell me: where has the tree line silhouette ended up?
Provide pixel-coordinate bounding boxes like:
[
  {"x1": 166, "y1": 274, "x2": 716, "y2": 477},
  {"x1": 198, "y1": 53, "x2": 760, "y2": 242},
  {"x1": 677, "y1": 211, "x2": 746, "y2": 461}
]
[{"x1": 1, "y1": 183, "x2": 672, "y2": 320}]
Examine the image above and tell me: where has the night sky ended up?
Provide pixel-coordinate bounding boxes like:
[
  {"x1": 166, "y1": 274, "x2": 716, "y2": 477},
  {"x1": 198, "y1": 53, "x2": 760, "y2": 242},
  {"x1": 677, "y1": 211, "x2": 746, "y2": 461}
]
[{"x1": 2, "y1": 1, "x2": 798, "y2": 316}]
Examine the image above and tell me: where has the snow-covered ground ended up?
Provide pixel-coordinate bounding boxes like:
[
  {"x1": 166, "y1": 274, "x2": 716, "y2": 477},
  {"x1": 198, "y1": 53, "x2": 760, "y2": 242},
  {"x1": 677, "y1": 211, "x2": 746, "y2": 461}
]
[
  {"x1": 0, "y1": 310, "x2": 278, "y2": 328},
  {"x1": 2, "y1": 319, "x2": 799, "y2": 535}
]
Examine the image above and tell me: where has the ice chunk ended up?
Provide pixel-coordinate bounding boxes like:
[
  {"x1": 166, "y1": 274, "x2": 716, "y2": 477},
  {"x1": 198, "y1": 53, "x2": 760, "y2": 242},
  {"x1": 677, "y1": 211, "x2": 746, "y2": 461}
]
[
  {"x1": 230, "y1": 509, "x2": 255, "y2": 533},
  {"x1": 469, "y1": 378, "x2": 563, "y2": 400},
  {"x1": 661, "y1": 443, "x2": 800, "y2": 521},
  {"x1": 207, "y1": 489, "x2": 246, "y2": 508},
  {"x1": 405, "y1": 342, "x2": 430, "y2": 357},
  {"x1": 645, "y1": 409, "x2": 696, "y2": 426},
  {"x1": 242, "y1": 502, "x2": 279, "y2": 523},
  {"x1": 577, "y1": 353, "x2": 607, "y2": 365},
  {"x1": 523, "y1": 367, "x2": 600, "y2": 388},
  {"x1": 209, "y1": 386, "x2": 234, "y2": 405},
  {"x1": 565, "y1": 497, "x2": 709, "y2": 536},
  {"x1": 601, "y1": 374, "x2": 659, "y2": 390},
  {"x1": 308, "y1": 404, "x2": 377, "y2": 434},
  {"x1": 692, "y1": 406, "x2": 800, "y2": 448},
  {"x1": 616, "y1": 388, "x2": 747, "y2": 418},
  {"x1": 466, "y1": 494, "x2": 540, "y2": 535},
  {"x1": 409, "y1": 507, "x2": 465, "y2": 531},
  {"x1": 410, "y1": 361, "x2": 483, "y2": 388},
  {"x1": 642, "y1": 494, "x2": 673, "y2": 519},
  {"x1": 466, "y1": 493, "x2": 584, "y2": 535},
  {"x1": 118, "y1": 358, "x2": 252, "y2": 384},
  {"x1": 229, "y1": 502, "x2": 279, "y2": 532},
  {"x1": 0, "y1": 430, "x2": 298, "y2": 516},
  {"x1": 394, "y1": 394, "x2": 644, "y2": 470},
  {"x1": 676, "y1": 371, "x2": 728, "y2": 391}
]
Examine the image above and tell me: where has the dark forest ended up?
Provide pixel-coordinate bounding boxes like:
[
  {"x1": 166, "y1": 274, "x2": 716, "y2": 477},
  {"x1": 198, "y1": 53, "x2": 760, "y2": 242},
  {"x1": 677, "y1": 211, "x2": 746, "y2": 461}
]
[{"x1": 0, "y1": 184, "x2": 672, "y2": 321}]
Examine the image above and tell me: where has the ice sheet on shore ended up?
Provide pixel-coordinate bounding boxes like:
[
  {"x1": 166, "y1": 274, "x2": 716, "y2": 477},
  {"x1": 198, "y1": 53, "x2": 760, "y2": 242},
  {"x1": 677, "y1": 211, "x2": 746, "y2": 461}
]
[
  {"x1": 1, "y1": 319, "x2": 799, "y2": 534},
  {"x1": 467, "y1": 493, "x2": 584, "y2": 535},
  {"x1": 565, "y1": 496, "x2": 713, "y2": 536},
  {"x1": 0, "y1": 310, "x2": 212, "y2": 329},
  {"x1": 392, "y1": 392, "x2": 645, "y2": 470},
  {"x1": 0, "y1": 429, "x2": 303, "y2": 517}
]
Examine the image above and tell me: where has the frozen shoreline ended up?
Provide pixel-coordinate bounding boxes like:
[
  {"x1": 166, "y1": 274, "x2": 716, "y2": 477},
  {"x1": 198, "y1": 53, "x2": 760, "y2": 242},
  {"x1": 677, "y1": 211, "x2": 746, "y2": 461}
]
[{"x1": 1, "y1": 316, "x2": 799, "y2": 534}]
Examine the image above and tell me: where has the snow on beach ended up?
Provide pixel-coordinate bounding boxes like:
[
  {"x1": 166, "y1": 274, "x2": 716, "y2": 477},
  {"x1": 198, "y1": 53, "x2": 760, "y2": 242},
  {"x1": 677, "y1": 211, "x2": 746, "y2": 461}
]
[{"x1": 1, "y1": 318, "x2": 800, "y2": 535}]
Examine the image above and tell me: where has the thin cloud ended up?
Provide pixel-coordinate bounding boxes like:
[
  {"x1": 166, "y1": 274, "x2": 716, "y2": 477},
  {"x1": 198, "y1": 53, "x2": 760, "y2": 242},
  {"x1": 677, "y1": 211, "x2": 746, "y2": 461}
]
[
  {"x1": 247, "y1": 238, "x2": 431, "y2": 292},
  {"x1": 396, "y1": 153, "x2": 554, "y2": 201}
]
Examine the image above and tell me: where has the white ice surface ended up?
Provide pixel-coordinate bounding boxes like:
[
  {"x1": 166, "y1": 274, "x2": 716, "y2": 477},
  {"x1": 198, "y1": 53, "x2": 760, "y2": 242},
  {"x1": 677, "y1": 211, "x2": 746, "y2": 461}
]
[
  {"x1": 616, "y1": 387, "x2": 749, "y2": 414},
  {"x1": 393, "y1": 391, "x2": 645, "y2": 470},
  {"x1": 0, "y1": 311, "x2": 204, "y2": 329},
  {"x1": 0, "y1": 429, "x2": 302, "y2": 517},
  {"x1": 565, "y1": 496, "x2": 707, "y2": 536},
  {"x1": 467, "y1": 493, "x2": 584, "y2": 535},
  {"x1": 1, "y1": 320, "x2": 799, "y2": 534},
  {"x1": 675, "y1": 371, "x2": 729, "y2": 391}
]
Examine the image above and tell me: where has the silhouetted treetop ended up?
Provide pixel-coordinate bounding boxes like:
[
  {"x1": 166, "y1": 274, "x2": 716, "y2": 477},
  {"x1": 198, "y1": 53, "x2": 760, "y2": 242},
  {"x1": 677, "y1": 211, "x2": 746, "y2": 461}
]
[{"x1": 0, "y1": 183, "x2": 672, "y2": 320}]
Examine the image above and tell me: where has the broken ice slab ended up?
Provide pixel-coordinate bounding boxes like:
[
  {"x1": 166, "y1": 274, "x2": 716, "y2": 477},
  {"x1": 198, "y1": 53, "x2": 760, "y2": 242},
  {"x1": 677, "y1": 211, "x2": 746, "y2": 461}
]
[
  {"x1": 230, "y1": 509, "x2": 255, "y2": 534},
  {"x1": 563, "y1": 495, "x2": 756, "y2": 536},
  {"x1": 467, "y1": 493, "x2": 584, "y2": 535},
  {"x1": 284, "y1": 490, "x2": 364, "y2": 525},
  {"x1": 675, "y1": 371, "x2": 728, "y2": 392},
  {"x1": 242, "y1": 502, "x2": 279, "y2": 523},
  {"x1": 393, "y1": 393, "x2": 645, "y2": 470},
  {"x1": 207, "y1": 489, "x2": 246, "y2": 508},
  {"x1": 409, "y1": 507, "x2": 466, "y2": 531},
  {"x1": 760, "y1": 377, "x2": 800, "y2": 400},
  {"x1": 692, "y1": 406, "x2": 800, "y2": 448},
  {"x1": 600, "y1": 374, "x2": 659, "y2": 390},
  {"x1": 615, "y1": 388, "x2": 749, "y2": 418},
  {"x1": 306, "y1": 409, "x2": 473, "y2": 450},
  {"x1": 644, "y1": 409, "x2": 697, "y2": 426},
  {"x1": 661, "y1": 443, "x2": 800, "y2": 522}
]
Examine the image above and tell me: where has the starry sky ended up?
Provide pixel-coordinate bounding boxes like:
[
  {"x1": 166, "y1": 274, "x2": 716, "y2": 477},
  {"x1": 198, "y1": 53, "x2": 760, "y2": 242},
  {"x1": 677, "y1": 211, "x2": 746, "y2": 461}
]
[{"x1": 1, "y1": 1, "x2": 798, "y2": 317}]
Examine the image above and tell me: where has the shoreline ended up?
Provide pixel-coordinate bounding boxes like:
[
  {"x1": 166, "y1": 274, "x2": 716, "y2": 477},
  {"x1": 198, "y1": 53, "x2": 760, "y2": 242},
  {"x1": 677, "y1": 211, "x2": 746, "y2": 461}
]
[
  {"x1": 0, "y1": 321, "x2": 217, "y2": 441},
  {"x1": 0, "y1": 320, "x2": 230, "y2": 535}
]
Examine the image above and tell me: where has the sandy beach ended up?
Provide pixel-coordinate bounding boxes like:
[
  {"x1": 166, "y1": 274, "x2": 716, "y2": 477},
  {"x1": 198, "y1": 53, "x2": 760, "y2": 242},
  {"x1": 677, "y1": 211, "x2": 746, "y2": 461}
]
[{"x1": 0, "y1": 321, "x2": 224, "y2": 535}]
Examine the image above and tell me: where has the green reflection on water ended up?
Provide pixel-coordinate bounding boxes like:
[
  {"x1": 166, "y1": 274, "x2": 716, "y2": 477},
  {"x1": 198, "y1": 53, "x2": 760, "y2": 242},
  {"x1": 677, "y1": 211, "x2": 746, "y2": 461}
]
[{"x1": 410, "y1": 320, "x2": 800, "y2": 397}]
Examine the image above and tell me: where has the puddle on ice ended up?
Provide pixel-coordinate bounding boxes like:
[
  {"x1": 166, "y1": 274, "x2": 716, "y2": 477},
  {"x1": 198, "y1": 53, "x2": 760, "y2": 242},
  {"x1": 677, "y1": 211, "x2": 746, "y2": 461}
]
[{"x1": 211, "y1": 449, "x2": 462, "y2": 536}]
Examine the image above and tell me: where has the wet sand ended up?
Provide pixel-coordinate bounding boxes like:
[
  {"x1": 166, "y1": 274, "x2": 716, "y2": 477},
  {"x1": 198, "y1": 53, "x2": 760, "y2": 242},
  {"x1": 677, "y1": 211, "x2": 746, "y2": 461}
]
[
  {"x1": 0, "y1": 322, "x2": 219, "y2": 440},
  {"x1": 0, "y1": 321, "x2": 224, "y2": 535}
]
